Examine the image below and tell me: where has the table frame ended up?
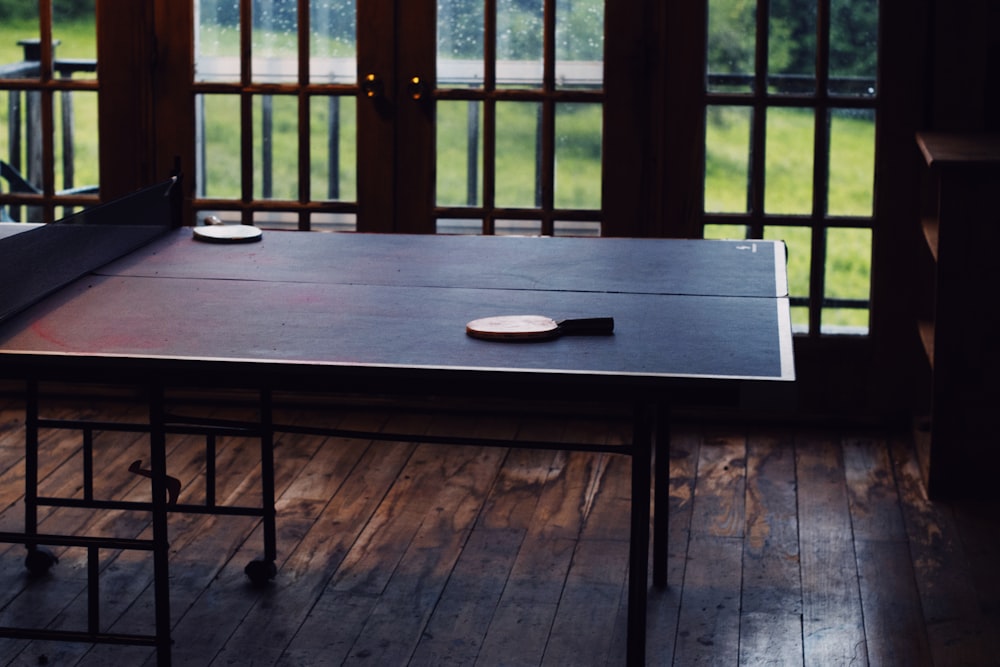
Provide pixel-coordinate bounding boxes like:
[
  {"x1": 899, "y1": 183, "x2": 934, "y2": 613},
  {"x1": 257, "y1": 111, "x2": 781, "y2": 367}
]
[
  {"x1": 1, "y1": 377, "x2": 675, "y2": 666},
  {"x1": 1, "y1": 221, "x2": 791, "y2": 665}
]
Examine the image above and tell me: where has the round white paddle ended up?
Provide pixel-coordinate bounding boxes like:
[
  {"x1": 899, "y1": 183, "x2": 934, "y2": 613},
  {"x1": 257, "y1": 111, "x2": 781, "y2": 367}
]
[
  {"x1": 466, "y1": 315, "x2": 614, "y2": 341},
  {"x1": 193, "y1": 215, "x2": 263, "y2": 243}
]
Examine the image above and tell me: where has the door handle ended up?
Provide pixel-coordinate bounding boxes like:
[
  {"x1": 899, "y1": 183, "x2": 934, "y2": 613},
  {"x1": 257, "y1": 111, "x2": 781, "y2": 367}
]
[
  {"x1": 361, "y1": 73, "x2": 384, "y2": 100},
  {"x1": 407, "y1": 75, "x2": 426, "y2": 101}
]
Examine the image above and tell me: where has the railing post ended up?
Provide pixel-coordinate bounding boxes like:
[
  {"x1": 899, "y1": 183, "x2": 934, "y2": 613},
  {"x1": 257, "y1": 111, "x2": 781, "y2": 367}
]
[
  {"x1": 466, "y1": 101, "x2": 479, "y2": 206},
  {"x1": 17, "y1": 40, "x2": 58, "y2": 199},
  {"x1": 262, "y1": 94, "x2": 273, "y2": 199},
  {"x1": 328, "y1": 96, "x2": 340, "y2": 200}
]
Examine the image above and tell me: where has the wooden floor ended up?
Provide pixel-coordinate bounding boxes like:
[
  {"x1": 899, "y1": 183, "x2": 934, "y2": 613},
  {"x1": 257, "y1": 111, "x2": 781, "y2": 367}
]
[{"x1": 0, "y1": 393, "x2": 998, "y2": 666}]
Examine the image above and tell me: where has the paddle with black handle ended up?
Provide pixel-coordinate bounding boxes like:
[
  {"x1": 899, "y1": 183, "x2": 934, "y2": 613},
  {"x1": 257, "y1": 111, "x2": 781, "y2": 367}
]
[{"x1": 466, "y1": 315, "x2": 614, "y2": 342}]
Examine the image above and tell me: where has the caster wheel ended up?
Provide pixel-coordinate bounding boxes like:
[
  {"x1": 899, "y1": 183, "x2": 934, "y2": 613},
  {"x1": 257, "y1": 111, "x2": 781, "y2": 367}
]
[
  {"x1": 244, "y1": 559, "x2": 276, "y2": 586},
  {"x1": 25, "y1": 547, "x2": 58, "y2": 576}
]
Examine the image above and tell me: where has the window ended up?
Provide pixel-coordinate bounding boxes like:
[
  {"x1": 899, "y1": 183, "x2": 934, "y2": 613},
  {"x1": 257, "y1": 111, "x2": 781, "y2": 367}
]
[
  {"x1": 434, "y1": 0, "x2": 605, "y2": 236},
  {"x1": 3, "y1": 0, "x2": 881, "y2": 340},
  {"x1": 701, "y1": 0, "x2": 878, "y2": 336},
  {"x1": 0, "y1": 0, "x2": 99, "y2": 223}
]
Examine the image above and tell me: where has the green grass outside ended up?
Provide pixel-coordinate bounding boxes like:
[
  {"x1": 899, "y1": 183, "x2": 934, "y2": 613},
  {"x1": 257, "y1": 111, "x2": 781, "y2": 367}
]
[
  {"x1": 705, "y1": 106, "x2": 875, "y2": 331},
  {"x1": 1, "y1": 19, "x2": 99, "y2": 192}
]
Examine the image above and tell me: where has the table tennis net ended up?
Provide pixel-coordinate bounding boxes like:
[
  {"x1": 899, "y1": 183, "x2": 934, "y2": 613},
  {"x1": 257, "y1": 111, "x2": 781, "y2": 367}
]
[{"x1": 0, "y1": 177, "x2": 178, "y2": 324}]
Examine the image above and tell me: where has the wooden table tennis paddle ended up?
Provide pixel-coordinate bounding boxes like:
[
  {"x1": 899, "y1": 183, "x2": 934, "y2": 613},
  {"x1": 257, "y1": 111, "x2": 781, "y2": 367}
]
[
  {"x1": 466, "y1": 315, "x2": 614, "y2": 341},
  {"x1": 193, "y1": 216, "x2": 263, "y2": 243}
]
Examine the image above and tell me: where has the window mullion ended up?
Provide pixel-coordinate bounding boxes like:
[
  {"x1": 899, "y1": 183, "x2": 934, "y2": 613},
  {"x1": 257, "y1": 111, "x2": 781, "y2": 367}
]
[{"x1": 298, "y1": 0, "x2": 310, "y2": 229}]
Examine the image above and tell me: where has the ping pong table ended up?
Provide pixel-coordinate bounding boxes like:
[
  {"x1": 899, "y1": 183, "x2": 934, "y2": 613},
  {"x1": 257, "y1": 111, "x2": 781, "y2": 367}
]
[{"x1": 0, "y1": 179, "x2": 794, "y2": 665}]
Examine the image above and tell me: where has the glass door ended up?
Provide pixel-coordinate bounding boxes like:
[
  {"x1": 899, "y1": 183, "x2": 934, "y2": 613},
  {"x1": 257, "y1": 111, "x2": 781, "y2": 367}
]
[
  {"x1": 192, "y1": 0, "x2": 360, "y2": 231},
  {"x1": 183, "y1": 0, "x2": 631, "y2": 235},
  {"x1": 428, "y1": 0, "x2": 607, "y2": 236},
  {"x1": 699, "y1": 0, "x2": 879, "y2": 337}
]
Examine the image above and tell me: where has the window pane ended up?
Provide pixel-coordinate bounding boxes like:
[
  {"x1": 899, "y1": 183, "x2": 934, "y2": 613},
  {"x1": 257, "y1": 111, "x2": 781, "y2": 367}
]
[
  {"x1": 495, "y1": 101, "x2": 540, "y2": 208},
  {"x1": 556, "y1": 0, "x2": 603, "y2": 90},
  {"x1": 765, "y1": 226, "x2": 811, "y2": 333},
  {"x1": 199, "y1": 94, "x2": 241, "y2": 199},
  {"x1": 827, "y1": 109, "x2": 874, "y2": 217},
  {"x1": 197, "y1": 209, "x2": 236, "y2": 226},
  {"x1": 310, "y1": 95, "x2": 356, "y2": 202},
  {"x1": 310, "y1": 0, "x2": 356, "y2": 84},
  {"x1": 1, "y1": 90, "x2": 32, "y2": 187},
  {"x1": 823, "y1": 226, "x2": 871, "y2": 334},
  {"x1": 555, "y1": 103, "x2": 601, "y2": 210},
  {"x1": 311, "y1": 211, "x2": 357, "y2": 233},
  {"x1": 253, "y1": 209, "x2": 297, "y2": 230},
  {"x1": 829, "y1": 0, "x2": 878, "y2": 96},
  {"x1": 253, "y1": 0, "x2": 297, "y2": 84},
  {"x1": 766, "y1": 225, "x2": 810, "y2": 298},
  {"x1": 436, "y1": 218, "x2": 483, "y2": 234},
  {"x1": 497, "y1": 0, "x2": 542, "y2": 88},
  {"x1": 0, "y1": 91, "x2": 13, "y2": 166},
  {"x1": 437, "y1": 100, "x2": 483, "y2": 207},
  {"x1": 554, "y1": 220, "x2": 601, "y2": 237},
  {"x1": 55, "y1": 90, "x2": 98, "y2": 193},
  {"x1": 496, "y1": 219, "x2": 541, "y2": 235},
  {"x1": 707, "y1": 0, "x2": 755, "y2": 93},
  {"x1": 438, "y1": 0, "x2": 484, "y2": 88},
  {"x1": 53, "y1": 0, "x2": 96, "y2": 78},
  {"x1": 1, "y1": 6, "x2": 40, "y2": 80},
  {"x1": 705, "y1": 105, "x2": 751, "y2": 213},
  {"x1": 254, "y1": 94, "x2": 298, "y2": 200},
  {"x1": 765, "y1": 107, "x2": 813, "y2": 214},
  {"x1": 768, "y1": 0, "x2": 815, "y2": 94},
  {"x1": 703, "y1": 223, "x2": 750, "y2": 239},
  {"x1": 196, "y1": 0, "x2": 240, "y2": 82}
]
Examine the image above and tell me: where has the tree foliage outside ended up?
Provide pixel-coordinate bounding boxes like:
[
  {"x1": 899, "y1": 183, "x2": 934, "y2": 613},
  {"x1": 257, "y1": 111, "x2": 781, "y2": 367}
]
[
  {"x1": 0, "y1": 0, "x2": 93, "y2": 21},
  {"x1": 708, "y1": 0, "x2": 878, "y2": 86},
  {"x1": 439, "y1": 0, "x2": 603, "y2": 62}
]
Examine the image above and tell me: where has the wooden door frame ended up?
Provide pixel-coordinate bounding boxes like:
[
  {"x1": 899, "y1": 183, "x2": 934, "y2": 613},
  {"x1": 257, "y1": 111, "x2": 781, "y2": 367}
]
[
  {"x1": 96, "y1": 0, "x2": 194, "y2": 219},
  {"x1": 393, "y1": 0, "x2": 436, "y2": 233},
  {"x1": 356, "y1": 0, "x2": 397, "y2": 232}
]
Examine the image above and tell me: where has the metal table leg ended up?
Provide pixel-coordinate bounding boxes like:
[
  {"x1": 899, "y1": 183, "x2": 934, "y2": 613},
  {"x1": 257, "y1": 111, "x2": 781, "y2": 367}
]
[
  {"x1": 148, "y1": 385, "x2": 174, "y2": 665},
  {"x1": 653, "y1": 403, "x2": 670, "y2": 589},
  {"x1": 627, "y1": 403, "x2": 653, "y2": 666}
]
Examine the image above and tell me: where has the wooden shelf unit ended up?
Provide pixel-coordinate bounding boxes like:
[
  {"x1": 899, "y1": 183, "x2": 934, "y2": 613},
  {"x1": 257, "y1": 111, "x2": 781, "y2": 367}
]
[{"x1": 914, "y1": 132, "x2": 1000, "y2": 497}]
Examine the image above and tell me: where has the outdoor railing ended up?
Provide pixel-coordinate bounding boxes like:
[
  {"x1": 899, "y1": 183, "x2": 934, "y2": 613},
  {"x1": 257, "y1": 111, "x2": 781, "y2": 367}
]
[{"x1": 1, "y1": 40, "x2": 97, "y2": 216}]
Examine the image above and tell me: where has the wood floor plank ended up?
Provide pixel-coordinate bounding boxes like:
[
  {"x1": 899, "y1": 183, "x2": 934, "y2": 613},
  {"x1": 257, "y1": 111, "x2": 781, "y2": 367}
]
[
  {"x1": 742, "y1": 430, "x2": 800, "y2": 615},
  {"x1": 795, "y1": 432, "x2": 868, "y2": 667},
  {"x1": 80, "y1": 407, "x2": 354, "y2": 666},
  {"x1": 545, "y1": 416, "x2": 631, "y2": 666},
  {"x1": 690, "y1": 430, "x2": 747, "y2": 540},
  {"x1": 0, "y1": 400, "x2": 25, "y2": 472},
  {"x1": 4, "y1": 396, "x2": 1000, "y2": 667},
  {"x1": 639, "y1": 422, "x2": 701, "y2": 666},
  {"x1": 1, "y1": 425, "x2": 167, "y2": 666},
  {"x1": 476, "y1": 414, "x2": 600, "y2": 667},
  {"x1": 409, "y1": 419, "x2": 543, "y2": 666},
  {"x1": 740, "y1": 430, "x2": 803, "y2": 664},
  {"x1": 341, "y1": 445, "x2": 506, "y2": 665},
  {"x1": 173, "y1": 411, "x2": 423, "y2": 667},
  {"x1": 951, "y1": 496, "x2": 1000, "y2": 662},
  {"x1": 892, "y1": 437, "x2": 1000, "y2": 666},
  {"x1": 845, "y1": 433, "x2": 932, "y2": 666},
  {"x1": 672, "y1": 430, "x2": 746, "y2": 665},
  {"x1": 282, "y1": 417, "x2": 501, "y2": 665},
  {"x1": 739, "y1": 611, "x2": 804, "y2": 667},
  {"x1": 212, "y1": 410, "x2": 402, "y2": 663}
]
